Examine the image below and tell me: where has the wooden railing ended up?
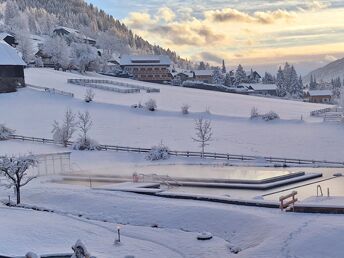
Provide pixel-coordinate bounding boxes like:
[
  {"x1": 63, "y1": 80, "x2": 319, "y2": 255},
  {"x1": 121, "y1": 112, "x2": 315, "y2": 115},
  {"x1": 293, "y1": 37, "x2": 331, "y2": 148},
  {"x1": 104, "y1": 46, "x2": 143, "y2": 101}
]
[
  {"x1": 27, "y1": 84, "x2": 74, "y2": 97},
  {"x1": 8, "y1": 134, "x2": 344, "y2": 167},
  {"x1": 67, "y1": 79, "x2": 160, "y2": 93},
  {"x1": 310, "y1": 107, "x2": 343, "y2": 117},
  {"x1": 279, "y1": 191, "x2": 298, "y2": 211}
]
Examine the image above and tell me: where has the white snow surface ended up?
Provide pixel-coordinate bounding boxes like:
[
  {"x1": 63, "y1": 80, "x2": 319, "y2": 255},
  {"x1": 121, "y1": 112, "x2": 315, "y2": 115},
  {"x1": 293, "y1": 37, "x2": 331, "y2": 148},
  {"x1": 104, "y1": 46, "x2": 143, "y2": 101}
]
[
  {"x1": 0, "y1": 181, "x2": 343, "y2": 258},
  {"x1": 0, "y1": 68, "x2": 342, "y2": 161}
]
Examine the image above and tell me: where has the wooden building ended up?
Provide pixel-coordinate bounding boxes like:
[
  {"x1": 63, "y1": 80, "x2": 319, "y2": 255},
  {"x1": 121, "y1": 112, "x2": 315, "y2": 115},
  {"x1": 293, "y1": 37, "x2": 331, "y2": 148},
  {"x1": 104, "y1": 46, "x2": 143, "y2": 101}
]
[
  {"x1": 247, "y1": 84, "x2": 277, "y2": 96},
  {"x1": 120, "y1": 55, "x2": 172, "y2": 83},
  {"x1": 193, "y1": 70, "x2": 214, "y2": 83},
  {"x1": 53, "y1": 26, "x2": 96, "y2": 46},
  {"x1": 0, "y1": 40, "x2": 26, "y2": 93},
  {"x1": 305, "y1": 90, "x2": 333, "y2": 103}
]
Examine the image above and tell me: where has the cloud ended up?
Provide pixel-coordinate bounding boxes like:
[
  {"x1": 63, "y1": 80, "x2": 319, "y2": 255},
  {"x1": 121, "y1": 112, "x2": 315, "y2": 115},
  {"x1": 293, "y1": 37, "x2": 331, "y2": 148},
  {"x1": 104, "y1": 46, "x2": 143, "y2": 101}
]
[
  {"x1": 198, "y1": 51, "x2": 223, "y2": 63},
  {"x1": 156, "y1": 7, "x2": 176, "y2": 22},
  {"x1": 123, "y1": 12, "x2": 155, "y2": 29},
  {"x1": 205, "y1": 8, "x2": 295, "y2": 24},
  {"x1": 307, "y1": 1, "x2": 330, "y2": 11}
]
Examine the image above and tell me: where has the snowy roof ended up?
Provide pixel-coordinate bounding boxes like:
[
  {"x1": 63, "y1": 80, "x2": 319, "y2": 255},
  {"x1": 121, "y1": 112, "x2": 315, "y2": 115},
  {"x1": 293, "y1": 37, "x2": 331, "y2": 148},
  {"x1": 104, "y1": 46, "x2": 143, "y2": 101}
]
[
  {"x1": 193, "y1": 70, "x2": 213, "y2": 76},
  {"x1": 308, "y1": 90, "x2": 332, "y2": 97},
  {"x1": 120, "y1": 55, "x2": 171, "y2": 66},
  {"x1": 247, "y1": 84, "x2": 277, "y2": 91},
  {"x1": 54, "y1": 26, "x2": 96, "y2": 42},
  {"x1": 0, "y1": 32, "x2": 14, "y2": 40},
  {"x1": 0, "y1": 40, "x2": 26, "y2": 66}
]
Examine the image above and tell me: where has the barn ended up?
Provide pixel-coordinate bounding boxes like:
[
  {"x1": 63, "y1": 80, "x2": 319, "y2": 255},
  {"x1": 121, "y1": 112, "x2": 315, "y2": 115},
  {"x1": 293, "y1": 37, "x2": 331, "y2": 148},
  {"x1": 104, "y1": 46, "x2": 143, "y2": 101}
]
[{"x1": 0, "y1": 40, "x2": 26, "y2": 93}]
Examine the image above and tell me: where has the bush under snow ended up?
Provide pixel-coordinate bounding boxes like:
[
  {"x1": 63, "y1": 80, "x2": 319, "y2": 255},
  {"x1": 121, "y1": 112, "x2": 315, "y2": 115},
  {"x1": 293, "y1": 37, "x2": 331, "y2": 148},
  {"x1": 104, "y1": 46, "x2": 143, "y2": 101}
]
[
  {"x1": 146, "y1": 143, "x2": 170, "y2": 161},
  {"x1": 181, "y1": 104, "x2": 190, "y2": 115},
  {"x1": 73, "y1": 137, "x2": 101, "y2": 151},
  {"x1": 250, "y1": 107, "x2": 280, "y2": 121},
  {"x1": 0, "y1": 124, "x2": 15, "y2": 140},
  {"x1": 145, "y1": 99, "x2": 157, "y2": 111}
]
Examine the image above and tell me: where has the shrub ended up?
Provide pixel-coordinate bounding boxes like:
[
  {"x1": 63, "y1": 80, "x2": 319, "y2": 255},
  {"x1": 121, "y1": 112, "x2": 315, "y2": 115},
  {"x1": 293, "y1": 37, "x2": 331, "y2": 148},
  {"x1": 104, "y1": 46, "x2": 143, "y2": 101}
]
[
  {"x1": 72, "y1": 137, "x2": 100, "y2": 151},
  {"x1": 0, "y1": 124, "x2": 15, "y2": 140},
  {"x1": 262, "y1": 111, "x2": 280, "y2": 121},
  {"x1": 145, "y1": 99, "x2": 157, "y2": 111},
  {"x1": 250, "y1": 107, "x2": 259, "y2": 119},
  {"x1": 181, "y1": 104, "x2": 190, "y2": 115},
  {"x1": 146, "y1": 143, "x2": 170, "y2": 161},
  {"x1": 85, "y1": 88, "x2": 95, "y2": 103}
]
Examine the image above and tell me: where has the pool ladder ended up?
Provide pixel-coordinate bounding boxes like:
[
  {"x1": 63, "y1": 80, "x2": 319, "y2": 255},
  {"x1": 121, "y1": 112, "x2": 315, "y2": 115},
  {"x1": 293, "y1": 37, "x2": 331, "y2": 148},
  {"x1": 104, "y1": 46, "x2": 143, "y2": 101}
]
[{"x1": 317, "y1": 185, "x2": 330, "y2": 197}]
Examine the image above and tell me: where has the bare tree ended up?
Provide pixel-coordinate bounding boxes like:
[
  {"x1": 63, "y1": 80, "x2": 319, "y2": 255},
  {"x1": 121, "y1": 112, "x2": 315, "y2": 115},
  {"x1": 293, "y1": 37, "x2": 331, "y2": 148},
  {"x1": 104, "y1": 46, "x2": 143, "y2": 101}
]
[
  {"x1": 73, "y1": 111, "x2": 99, "y2": 150},
  {"x1": 192, "y1": 118, "x2": 213, "y2": 158},
  {"x1": 52, "y1": 108, "x2": 76, "y2": 147},
  {"x1": 0, "y1": 155, "x2": 38, "y2": 204},
  {"x1": 84, "y1": 88, "x2": 95, "y2": 103}
]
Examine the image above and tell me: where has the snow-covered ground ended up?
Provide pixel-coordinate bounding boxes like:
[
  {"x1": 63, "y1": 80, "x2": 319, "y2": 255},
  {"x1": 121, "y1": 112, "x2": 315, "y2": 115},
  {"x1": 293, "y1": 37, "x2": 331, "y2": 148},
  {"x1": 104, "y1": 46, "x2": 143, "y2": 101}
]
[
  {"x1": 0, "y1": 68, "x2": 343, "y2": 161},
  {"x1": 0, "y1": 181, "x2": 343, "y2": 258}
]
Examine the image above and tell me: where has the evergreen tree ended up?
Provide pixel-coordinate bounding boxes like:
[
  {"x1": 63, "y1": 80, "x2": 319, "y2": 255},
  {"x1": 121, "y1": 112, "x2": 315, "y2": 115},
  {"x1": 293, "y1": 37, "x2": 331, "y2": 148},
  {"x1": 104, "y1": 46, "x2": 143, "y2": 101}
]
[
  {"x1": 222, "y1": 60, "x2": 226, "y2": 74},
  {"x1": 198, "y1": 61, "x2": 206, "y2": 70},
  {"x1": 224, "y1": 73, "x2": 233, "y2": 87},
  {"x1": 212, "y1": 68, "x2": 224, "y2": 85},
  {"x1": 262, "y1": 72, "x2": 275, "y2": 84},
  {"x1": 276, "y1": 66, "x2": 285, "y2": 97},
  {"x1": 235, "y1": 64, "x2": 246, "y2": 85}
]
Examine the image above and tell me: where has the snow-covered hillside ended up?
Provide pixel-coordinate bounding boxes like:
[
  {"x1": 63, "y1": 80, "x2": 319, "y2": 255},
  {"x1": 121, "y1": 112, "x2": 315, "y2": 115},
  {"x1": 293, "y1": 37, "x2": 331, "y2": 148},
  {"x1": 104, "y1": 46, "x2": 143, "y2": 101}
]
[
  {"x1": 303, "y1": 57, "x2": 344, "y2": 84},
  {"x1": 0, "y1": 68, "x2": 342, "y2": 161}
]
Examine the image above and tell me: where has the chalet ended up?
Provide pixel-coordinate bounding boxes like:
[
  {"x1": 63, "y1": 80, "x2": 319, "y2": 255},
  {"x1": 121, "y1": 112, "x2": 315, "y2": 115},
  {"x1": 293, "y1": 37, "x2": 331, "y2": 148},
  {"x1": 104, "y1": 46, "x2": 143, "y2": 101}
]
[
  {"x1": 0, "y1": 32, "x2": 17, "y2": 47},
  {"x1": 120, "y1": 55, "x2": 172, "y2": 83},
  {"x1": 305, "y1": 90, "x2": 333, "y2": 103},
  {"x1": 172, "y1": 71, "x2": 194, "y2": 83},
  {"x1": 0, "y1": 40, "x2": 26, "y2": 93},
  {"x1": 53, "y1": 26, "x2": 96, "y2": 46},
  {"x1": 247, "y1": 84, "x2": 277, "y2": 96},
  {"x1": 193, "y1": 70, "x2": 213, "y2": 83},
  {"x1": 246, "y1": 70, "x2": 261, "y2": 83}
]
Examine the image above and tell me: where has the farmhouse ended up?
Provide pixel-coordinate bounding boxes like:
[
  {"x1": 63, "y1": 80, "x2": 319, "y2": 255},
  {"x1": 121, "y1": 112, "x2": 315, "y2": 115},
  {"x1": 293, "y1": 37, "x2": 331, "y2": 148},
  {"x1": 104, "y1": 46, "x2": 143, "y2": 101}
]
[
  {"x1": 120, "y1": 55, "x2": 172, "y2": 82},
  {"x1": 305, "y1": 90, "x2": 333, "y2": 103},
  {"x1": 0, "y1": 40, "x2": 26, "y2": 93},
  {"x1": 193, "y1": 70, "x2": 213, "y2": 83},
  {"x1": 0, "y1": 32, "x2": 17, "y2": 47},
  {"x1": 53, "y1": 26, "x2": 96, "y2": 46},
  {"x1": 247, "y1": 84, "x2": 277, "y2": 96}
]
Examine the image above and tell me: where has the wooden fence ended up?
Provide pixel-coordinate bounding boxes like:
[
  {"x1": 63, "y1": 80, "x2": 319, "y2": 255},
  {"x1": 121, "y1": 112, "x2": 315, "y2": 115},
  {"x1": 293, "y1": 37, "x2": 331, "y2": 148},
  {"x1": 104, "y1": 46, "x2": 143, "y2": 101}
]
[
  {"x1": 67, "y1": 79, "x2": 160, "y2": 93},
  {"x1": 27, "y1": 84, "x2": 74, "y2": 98},
  {"x1": 8, "y1": 134, "x2": 344, "y2": 167},
  {"x1": 310, "y1": 107, "x2": 343, "y2": 117}
]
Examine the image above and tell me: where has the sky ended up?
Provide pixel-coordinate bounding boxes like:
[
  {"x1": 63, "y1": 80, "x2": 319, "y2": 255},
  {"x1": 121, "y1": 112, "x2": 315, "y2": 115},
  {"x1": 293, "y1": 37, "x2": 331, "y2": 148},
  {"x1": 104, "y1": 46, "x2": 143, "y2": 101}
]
[{"x1": 85, "y1": 0, "x2": 344, "y2": 75}]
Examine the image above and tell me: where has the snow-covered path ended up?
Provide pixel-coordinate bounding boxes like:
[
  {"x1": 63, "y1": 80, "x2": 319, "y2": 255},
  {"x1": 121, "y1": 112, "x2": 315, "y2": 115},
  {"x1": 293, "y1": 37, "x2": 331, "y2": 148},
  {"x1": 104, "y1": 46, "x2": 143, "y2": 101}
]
[{"x1": 1, "y1": 181, "x2": 343, "y2": 257}]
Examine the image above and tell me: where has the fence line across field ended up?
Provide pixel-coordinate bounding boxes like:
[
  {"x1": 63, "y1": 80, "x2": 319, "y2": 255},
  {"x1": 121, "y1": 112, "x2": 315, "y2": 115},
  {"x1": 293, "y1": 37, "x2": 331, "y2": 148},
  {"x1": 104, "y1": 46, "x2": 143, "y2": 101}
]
[{"x1": 8, "y1": 134, "x2": 344, "y2": 167}]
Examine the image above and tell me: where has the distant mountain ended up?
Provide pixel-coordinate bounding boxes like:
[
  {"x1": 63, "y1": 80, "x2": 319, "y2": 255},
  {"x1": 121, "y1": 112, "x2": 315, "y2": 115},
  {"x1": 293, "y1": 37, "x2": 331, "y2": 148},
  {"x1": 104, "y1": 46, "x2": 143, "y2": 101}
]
[
  {"x1": 0, "y1": 0, "x2": 191, "y2": 67},
  {"x1": 303, "y1": 57, "x2": 344, "y2": 84}
]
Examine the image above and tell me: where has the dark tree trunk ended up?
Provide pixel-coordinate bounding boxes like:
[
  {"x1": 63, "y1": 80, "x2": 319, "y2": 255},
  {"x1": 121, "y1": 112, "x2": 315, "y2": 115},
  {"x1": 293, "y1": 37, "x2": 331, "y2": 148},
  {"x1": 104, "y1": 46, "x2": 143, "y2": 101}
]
[{"x1": 16, "y1": 186, "x2": 20, "y2": 205}]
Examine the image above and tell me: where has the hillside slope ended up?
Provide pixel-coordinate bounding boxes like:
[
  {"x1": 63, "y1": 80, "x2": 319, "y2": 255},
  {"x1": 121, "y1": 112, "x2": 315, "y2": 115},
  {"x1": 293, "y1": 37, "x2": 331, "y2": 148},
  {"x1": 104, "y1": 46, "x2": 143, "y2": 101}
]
[{"x1": 303, "y1": 57, "x2": 344, "y2": 84}]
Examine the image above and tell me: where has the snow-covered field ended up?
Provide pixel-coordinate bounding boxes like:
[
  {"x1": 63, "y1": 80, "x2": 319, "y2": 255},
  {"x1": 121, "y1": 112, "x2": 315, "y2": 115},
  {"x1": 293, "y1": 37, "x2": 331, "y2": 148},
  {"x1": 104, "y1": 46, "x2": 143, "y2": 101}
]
[
  {"x1": 0, "y1": 68, "x2": 343, "y2": 161},
  {"x1": 0, "y1": 181, "x2": 343, "y2": 258}
]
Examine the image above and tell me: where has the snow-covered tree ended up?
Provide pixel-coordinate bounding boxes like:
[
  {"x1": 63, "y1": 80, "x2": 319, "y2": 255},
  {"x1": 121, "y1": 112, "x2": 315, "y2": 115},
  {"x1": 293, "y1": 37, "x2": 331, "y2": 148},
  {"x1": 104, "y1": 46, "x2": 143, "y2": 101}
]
[
  {"x1": 198, "y1": 61, "x2": 206, "y2": 70},
  {"x1": 52, "y1": 109, "x2": 76, "y2": 147},
  {"x1": 0, "y1": 155, "x2": 38, "y2": 204},
  {"x1": 234, "y1": 64, "x2": 246, "y2": 85},
  {"x1": 212, "y1": 68, "x2": 224, "y2": 85},
  {"x1": 309, "y1": 74, "x2": 318, "y2": 90},
  {"x1": 262, "y1": 72, "x2": 275, "y2": 84},
  {"x1": 43, "y1": 36, "x2": 70, "y2": 70},
  {"x1": 73, "y1": 111, "x2": 99, "y2": 151},
  {"x1": 224, "y1": 73, "x2": 233, "y2": 87},
  {"x1": 192, "y1": 118, "x2": 213, "y2": 158},
  {"x1": 146, "y1": 142, "x2": 170, "y2": 161},
  {"x1": 276, "y1": 66, "x2": 285, "y2": 97},
  {"x1": 71, "y1": 240, "x2": 93, "y2": 258},
  {"x1": 71, "y1": 43, "x2": 98, "y2": 73},
  {"x1": 16, "y1": 31, "x2": 34, "y2": 64},
  {"x1": 289, "y1": 65, "x2": 302, "y2": 98},
  {"x1": 0, "y1": 124, "x2": 15, "y2": 140},
  {"x1": 4, "y1": 0, "x2": 20, "y2": 33},
  {"x1": 339, "y1": 87, "x2": 344, "y2": 108},
  {"x1": 331, "y1": 77, "x2": 342, "y2": 98}
]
